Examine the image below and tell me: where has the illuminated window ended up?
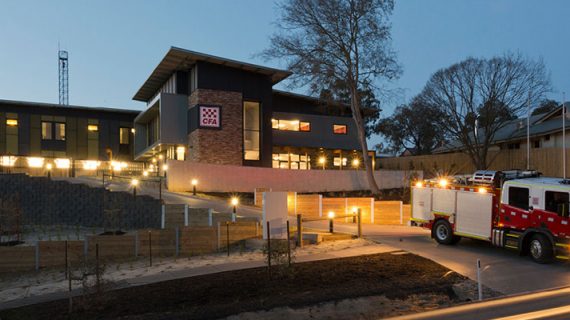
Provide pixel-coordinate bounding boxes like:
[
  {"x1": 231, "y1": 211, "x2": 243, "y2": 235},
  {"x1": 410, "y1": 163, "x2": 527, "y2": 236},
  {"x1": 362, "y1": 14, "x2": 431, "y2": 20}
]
[
  {"x1": 176, "y1": 146, "x2": 186, "y2": 160},
  {"x1": 334, "y1": 157, "x2": 348, "y2": 167},
  {"x1": 6, "y1": 119, "x2": 18, "y2": 126},
  {"x1": 272, "y1": 119, "x2": 311, "y2": 132},
  {"x1": 244, "y1": 101, "x2": 260, "y2": 160},
  {"x1": 333, "y1": 124, "x2": 347, "y2": 134},
  {"x1": 87, "y1": 124, "x2": 98, "y2": 132},
  {"x1": 120, "y1": 127, "x2": 130, "y2": 145},
  {"x1": 272, "y1": 152, "x2": 311, "y2": 170},
  {"x1": 42, "y1": 122, "x2": 66, "y2": 141}
]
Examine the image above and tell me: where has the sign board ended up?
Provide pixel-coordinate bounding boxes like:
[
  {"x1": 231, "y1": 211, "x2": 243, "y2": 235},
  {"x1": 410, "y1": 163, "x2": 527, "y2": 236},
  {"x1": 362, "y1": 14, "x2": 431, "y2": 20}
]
[
  {"x1": 198, "y1": 105, "x2": 221, "y2": 129},
  {"x1": 262, "y1": 192, "x2": 288, "y2": 239}
]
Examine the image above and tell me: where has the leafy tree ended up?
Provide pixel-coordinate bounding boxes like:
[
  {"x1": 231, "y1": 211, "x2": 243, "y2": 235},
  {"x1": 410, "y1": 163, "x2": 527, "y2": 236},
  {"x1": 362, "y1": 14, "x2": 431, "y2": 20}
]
[
  {"x1": 419, "y1": 53, "x2": 551, "y2": 169},
  {"x1": 376, "y1": 97, "x2": 447, "y2": 155},
  {"x1": 531, "y1": 99, "x2": 559, "y2": 116},
  {"x1": 263, "y1": 0, "x2": 401, "y2": 195}
]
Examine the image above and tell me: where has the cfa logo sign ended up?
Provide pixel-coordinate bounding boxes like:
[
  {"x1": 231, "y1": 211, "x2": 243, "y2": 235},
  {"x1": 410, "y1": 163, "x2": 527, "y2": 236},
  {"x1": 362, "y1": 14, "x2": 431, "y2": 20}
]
[{"x1": 199, "y1": 105, "x2": 221, "y2": 128}]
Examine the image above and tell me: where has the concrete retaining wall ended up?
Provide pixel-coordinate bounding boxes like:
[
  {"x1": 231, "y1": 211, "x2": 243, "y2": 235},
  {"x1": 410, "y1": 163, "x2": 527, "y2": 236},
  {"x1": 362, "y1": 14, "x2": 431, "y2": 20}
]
[{"x1": 166, "y1": 161, "x2": 422, "y2": 193}]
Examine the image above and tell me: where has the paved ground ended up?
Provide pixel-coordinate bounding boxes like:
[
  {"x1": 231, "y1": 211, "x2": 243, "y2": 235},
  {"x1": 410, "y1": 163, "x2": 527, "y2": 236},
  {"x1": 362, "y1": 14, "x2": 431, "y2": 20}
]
[
  {"x1": 304, "y1": 221, "x2": 570, "y2": 296},
  {"x1": 386, "y1": 287, "x2": 570, "y2": 320}
]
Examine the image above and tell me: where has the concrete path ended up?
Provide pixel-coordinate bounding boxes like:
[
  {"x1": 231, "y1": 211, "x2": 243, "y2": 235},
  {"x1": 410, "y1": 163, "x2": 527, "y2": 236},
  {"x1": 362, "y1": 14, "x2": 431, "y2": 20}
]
[
  {"x1": 386, "y1": 286, "x2": 570, "y2": 320},
  {"x1": 0, "y1": 243, "x2": 398, "y2": 311}
]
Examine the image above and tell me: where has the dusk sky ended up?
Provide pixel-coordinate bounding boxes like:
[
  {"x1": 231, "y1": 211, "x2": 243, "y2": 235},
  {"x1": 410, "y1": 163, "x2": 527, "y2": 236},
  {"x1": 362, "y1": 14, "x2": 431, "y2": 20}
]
[{"x1": 0, "y1": 0, "x2": 568, "y2": 145}]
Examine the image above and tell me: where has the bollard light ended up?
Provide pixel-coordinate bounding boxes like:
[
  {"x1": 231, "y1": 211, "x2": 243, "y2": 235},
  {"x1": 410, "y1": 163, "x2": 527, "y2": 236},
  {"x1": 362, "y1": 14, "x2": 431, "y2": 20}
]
[
  {"x1": 328, "y1": 211, "x2": 335, "y2": 233},
  {"x1": 352, "y1": 207, "x2": 358, "y2": 223},
  {"x1": 131, "y1": 179, "x2": 139, "y2": 197},
  {"x1": 46, "y1": 163, "x2": 53, "y2": 179},
  {"x1": 352, "y1": 158, "x2": 360, "y2": 169},
  {"x1": 191, "y1": 178, "x2": 198, "y2": 196},
  {"x1": 163, "y1": 164, "x2": 168, "y2": 178},
  {"x1": 231, "y1": 197, "x2": 239, "y2": 222},
  {"x1": 143, "y1": 170, "x2": 149, "y2": 177}
]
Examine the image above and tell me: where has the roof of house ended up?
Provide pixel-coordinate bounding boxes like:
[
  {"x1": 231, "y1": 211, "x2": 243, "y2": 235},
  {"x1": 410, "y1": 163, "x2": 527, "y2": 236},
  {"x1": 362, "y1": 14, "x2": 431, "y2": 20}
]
[
  {"x1": 0, "y1": 99, "x2": 140, "y2": 115},
  {"x1": 133, "y1": 47, "x2": 292, "y2": 102},
  {"x1": 434, "y1": 104, "x2": 569, "y2": 154}
]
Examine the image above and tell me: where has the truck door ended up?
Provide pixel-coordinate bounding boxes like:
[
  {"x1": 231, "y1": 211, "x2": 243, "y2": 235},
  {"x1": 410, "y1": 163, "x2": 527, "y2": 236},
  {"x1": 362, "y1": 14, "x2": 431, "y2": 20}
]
[
  {"x1": 534, "y1": 190, "x2": 570, "y2": 238},
  {"x1": 501, "y1": 186, "x2": 531, "y2": 229}
]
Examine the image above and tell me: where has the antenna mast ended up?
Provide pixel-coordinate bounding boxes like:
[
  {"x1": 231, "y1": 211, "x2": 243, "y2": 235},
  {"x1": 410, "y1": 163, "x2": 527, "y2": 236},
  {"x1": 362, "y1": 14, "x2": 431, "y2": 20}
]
[{"x1": 58, "y1": 50, "x2": 69, "y2": 105}]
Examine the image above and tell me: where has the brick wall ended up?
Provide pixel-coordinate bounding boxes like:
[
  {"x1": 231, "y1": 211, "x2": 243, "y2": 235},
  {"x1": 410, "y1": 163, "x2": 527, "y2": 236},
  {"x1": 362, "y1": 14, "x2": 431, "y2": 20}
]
[{"x1": 188, "y1": 89, "x2": 243, "y2": 166}]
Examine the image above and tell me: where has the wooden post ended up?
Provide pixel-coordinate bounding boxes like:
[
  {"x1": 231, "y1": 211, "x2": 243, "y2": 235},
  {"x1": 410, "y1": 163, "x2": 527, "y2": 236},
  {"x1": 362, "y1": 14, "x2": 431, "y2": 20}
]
[
  {"x1": 148, "y1": 230, "x2": 152, "y2": 267},
  {"x1": 357, "y1": 209, "x2": 362, "y2": 238},
  {"x1": 267, "y1": 220, "x2": 271, "y2": 277},
  {"x1": 65, "y1": 240, "x2": 68, "y2": 280},
  {"x1": 35, "y1": 241, "x2": 40, "y2": 271},
  {"x1": 226, "y1": 222, "x2": 230, "y2": 257},
  {"x1": 68, "y1": 268, "x2": 73, "y2": 314},
  {"x1": 286, "y1": 220, "x2": 291, "y2": 267},
  {"x1": 95, "y1": 243, "x2": 100, "y2": 291},
  {"x1": 175, "y1": 227, "x2": 180, "y2": 258},
  {"x1": 296, "y1": 214, "x2": 303, "y2": 248}
]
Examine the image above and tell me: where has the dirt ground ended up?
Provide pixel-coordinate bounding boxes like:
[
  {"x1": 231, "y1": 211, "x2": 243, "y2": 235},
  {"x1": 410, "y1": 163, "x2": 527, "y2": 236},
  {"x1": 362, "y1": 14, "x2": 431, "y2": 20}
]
[{"x1": 0, "y1": 252, "x2": 494, "y2": 320}]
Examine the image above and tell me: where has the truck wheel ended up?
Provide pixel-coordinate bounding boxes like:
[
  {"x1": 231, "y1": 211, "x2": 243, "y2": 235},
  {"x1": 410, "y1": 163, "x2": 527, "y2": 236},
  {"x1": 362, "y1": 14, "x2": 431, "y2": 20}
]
[
  {"x1": 529, "y1": 234, "x2": 554, "y2": 264},
  {"x1": 433, "y1": 220, "x2": 455, "y2": 245}
]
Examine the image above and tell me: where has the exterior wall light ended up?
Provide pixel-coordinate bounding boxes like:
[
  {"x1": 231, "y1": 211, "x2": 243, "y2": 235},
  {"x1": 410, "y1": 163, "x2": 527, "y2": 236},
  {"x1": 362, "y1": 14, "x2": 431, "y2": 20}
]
[
  {"x1": 143, "y1": 171, "x2": 149, "y2": 177},
  {"x1": 27, "y1": 157, "x2": 45, "y2": 168},
  {"x1": 318, "y1": 156, "x2": 326, "y2": 170},
  {"x1": 438, "y1": 178, "x2": 448, "y2": 188},
  {"x1": 83, "y1": 160, "x2": 100, "y2": 170},
  {"x1": 352, "y1": 158, "x2": 360, "y2": 168}
]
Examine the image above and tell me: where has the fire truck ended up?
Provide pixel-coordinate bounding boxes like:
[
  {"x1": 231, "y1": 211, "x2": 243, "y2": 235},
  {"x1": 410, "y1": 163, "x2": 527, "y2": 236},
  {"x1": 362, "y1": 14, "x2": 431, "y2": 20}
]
[{"x1": 411, "y1": 170, "x2": 570, "y2": 263}]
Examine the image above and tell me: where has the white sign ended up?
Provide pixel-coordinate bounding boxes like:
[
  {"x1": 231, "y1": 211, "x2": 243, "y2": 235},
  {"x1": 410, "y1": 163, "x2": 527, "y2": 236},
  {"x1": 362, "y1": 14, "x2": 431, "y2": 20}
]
[
  {"x1": 199, "y1": 106, "x2": 221, "y2": 128},
  {"x1": 263, "y1": 192, "x2": 289, "y2": 239}
]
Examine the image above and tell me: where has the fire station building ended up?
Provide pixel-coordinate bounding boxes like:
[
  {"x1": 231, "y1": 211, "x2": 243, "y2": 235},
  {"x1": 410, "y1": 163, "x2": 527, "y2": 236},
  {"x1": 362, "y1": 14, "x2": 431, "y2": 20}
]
[{"x1": 132, "y1": 47, "x2": 368, "y2": 170}]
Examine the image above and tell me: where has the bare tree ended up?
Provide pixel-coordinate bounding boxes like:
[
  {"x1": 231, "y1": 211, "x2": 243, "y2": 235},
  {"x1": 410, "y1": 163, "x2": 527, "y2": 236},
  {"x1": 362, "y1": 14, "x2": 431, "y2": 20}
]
[
  {"x1": 419, "y1": 53, "x2": 551, "y2": 169},
  {"x1": 263, "y1": 0, "x2": 401, "y2": 196}
]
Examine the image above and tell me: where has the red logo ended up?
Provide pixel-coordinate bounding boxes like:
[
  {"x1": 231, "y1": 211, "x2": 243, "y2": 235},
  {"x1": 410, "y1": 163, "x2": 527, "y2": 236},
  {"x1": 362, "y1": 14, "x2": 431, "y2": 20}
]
[{"x1": 199, "y1": 106, "x2": 220, "y2": 128}]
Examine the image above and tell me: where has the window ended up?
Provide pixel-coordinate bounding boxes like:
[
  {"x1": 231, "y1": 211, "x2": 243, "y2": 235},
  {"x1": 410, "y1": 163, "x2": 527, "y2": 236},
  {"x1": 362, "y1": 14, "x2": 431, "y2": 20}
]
[
  {"x1": 545, "y1": 134, "x2": 550, "y2": 141},
  {"x1": 120, "y1": 127, "x2": 130, "y2": 145},
  {"x1": 533, "y1": 140, "x2": 540, "y2": 148},
  {"x1": 272, "y1": 153, "x2": 311, "y2": 170},
  {"x1": 507, "y1": 143, "x2": 520, "y2": 150},
  {"x1": 508, "y1": 186, "x2": 529, "y2": 211},
  {"x1": 244, "y1": 101, "x2": 260, "y2": 160},
  {"x1": 6, "y1": 119, "x2": 18, "y2": 126},
  {"x1": 271, "y1": 119, "x2": 310, "y2": 132},
  {"x1": 333, "y1": 124, "x2": 347, "y2": 134},
  {"x1": 87, "y1": 124, "x2": 99, "y2": 132},
  {"x1": 42, "y1": 122, "x2": 65, "y2": 141},
  {"x1": 545, "y1": 191, "x2": 569, "y2": 218},
  {"x1": 5, "y1": 114, "x2": 18, "y2": 154},
  {"x1": 334, "y1": 157, "x2": 348, "y2": 167}
]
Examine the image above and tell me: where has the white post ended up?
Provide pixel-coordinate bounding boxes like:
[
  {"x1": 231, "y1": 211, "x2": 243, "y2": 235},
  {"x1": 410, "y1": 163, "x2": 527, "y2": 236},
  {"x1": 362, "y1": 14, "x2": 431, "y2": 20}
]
[
  {"x1": 527, "y1": 92, "x2": 531, "y2": 170},
  {"x1": 184, "y1": 204, "x2": 189, "y2": 227},
  {"x1": 477, "y1": 259, "x2": 483, "y2": 301},
  {"x1": 399, "y1": 201, "x2": 403, "y2": 225},
  {"x1": 217, "y1": 222, "x2": 221, "y2": 250},
  {"x1": 161, "y1": 205, "x2": 166, "y2": 229},
  {"x1": 35, "y1": 241, "x2": 40, "y2": 271},
  {"x1": 370, "y1": 198, "x2": 375, "y2": 224},
  {"x1": 208, "y1": 209, "x2": 213, "y2": 227},
  {"x1": 318, "y1": 194, "x2": 323, "y2": 217},
  {"x1": 563, "y1": 93, "x2": 567, "y2": 180}
]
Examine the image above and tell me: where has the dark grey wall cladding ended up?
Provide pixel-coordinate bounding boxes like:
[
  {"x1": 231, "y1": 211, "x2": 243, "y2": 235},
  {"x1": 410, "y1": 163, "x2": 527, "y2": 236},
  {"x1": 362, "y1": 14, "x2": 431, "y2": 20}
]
[{"x1": 0, "y1": 174, "x2": 161, "y2": 229}]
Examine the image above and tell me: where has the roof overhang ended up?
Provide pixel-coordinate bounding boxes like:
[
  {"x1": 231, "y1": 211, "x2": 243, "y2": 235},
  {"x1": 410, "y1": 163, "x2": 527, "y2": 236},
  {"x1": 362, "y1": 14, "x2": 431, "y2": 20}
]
[{"x1": 133, "y1": 47, "x2": 292, "y2": 102}]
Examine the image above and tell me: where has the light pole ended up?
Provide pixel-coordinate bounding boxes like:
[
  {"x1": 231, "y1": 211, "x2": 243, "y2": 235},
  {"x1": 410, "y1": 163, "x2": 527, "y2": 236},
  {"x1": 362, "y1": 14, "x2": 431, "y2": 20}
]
[
  {"x1": 191, "y1": 179, "x2": 198, "y2": 196},
  {"x1": 231, "y1": 197, "x2": 239, "y2": 222}
]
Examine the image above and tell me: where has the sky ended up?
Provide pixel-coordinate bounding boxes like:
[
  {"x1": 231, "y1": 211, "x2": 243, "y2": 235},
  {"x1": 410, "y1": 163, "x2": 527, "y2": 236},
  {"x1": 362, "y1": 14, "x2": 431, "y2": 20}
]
[{"x1": 0, "y1": 0, "x2": 569, "y2": 147}]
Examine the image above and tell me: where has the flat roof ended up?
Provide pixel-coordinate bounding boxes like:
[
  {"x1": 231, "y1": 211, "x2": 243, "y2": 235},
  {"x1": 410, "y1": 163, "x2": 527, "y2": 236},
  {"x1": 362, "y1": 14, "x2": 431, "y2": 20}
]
[
  {"x1": 133, "y1": 47, "x2": 292, "y2": 102},
  {"x1": 0, "y1": 99, "x2": 140, "y2": 115}
]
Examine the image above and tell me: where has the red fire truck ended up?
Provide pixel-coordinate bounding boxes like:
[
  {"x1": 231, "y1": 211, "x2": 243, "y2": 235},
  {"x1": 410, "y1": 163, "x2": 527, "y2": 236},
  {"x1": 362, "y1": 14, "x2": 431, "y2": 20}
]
[{"x1": 411, "y1": 170, "x2": 570, "y2": 263}]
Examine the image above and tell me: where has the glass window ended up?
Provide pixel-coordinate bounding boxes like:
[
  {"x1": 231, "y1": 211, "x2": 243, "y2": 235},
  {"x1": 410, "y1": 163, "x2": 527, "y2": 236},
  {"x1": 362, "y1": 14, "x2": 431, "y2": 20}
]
[
  {"x1": 42, "y1": 122, "x2": 53, "y2": 140},
  {"x1": 508, "y1": 187, "x2": 529, "y2": 211},
  {"x1": 6, "y1": 119, "x2": 18, "y2": 126},
  {"x1": 87, "y1": 124, "x2": 99, "y2": 132},
  {"x1": 271, "y1": 119, "x2": 311, "y2": 132},
  {"x1": 333, "y1": 124, "x2": 347, "y2": 134},
  {"x1": 55, "y1": 123, "x2": 65, "y2": 141},
  {"x1": 334, "y1": 157, "x2": 348, "y2": 167},
  {"x1": 120, "y1": 127, "x2": 130, "y2": 145},
  {"x1": 545, "y1": 191, "x2": 569, "y2": 218},
  {"x1": 244, "y1": 101, "x2": 261, "y2": 160}
]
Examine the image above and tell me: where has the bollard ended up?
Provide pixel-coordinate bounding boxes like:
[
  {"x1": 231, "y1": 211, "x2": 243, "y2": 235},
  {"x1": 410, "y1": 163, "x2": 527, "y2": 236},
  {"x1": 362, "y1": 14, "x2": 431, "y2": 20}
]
[
  {"x1": 175, "y1": 227, "x2": 180, "y2": 258},
  {"x1": 296, "y1": 214, "x2": 303, "y2": 248},
  {"x1": 35, "y1": 241, "x2": 40, "y2": 271},
  {"x1": 95, "y1": 243, "x2": 100, "y2": 290},
  {"x1": 357, "y1": 209, "x2": 362, "y2": 238},
  {"x1": 329, "y1": 218, "x2": 334, "y2": 233},
  {"x1": 286, "y1": 220, "x2": 291, "y2": 267},
  {"x1": 477, "y1": 259, "x2": 482, "y2": 301}
]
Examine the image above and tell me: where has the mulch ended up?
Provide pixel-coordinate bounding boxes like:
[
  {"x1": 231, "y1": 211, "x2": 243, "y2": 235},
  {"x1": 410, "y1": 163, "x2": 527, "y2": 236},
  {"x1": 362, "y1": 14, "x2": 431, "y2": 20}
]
[{"x1": 0, "y1": 252, "x2": 466, "y2": 320}]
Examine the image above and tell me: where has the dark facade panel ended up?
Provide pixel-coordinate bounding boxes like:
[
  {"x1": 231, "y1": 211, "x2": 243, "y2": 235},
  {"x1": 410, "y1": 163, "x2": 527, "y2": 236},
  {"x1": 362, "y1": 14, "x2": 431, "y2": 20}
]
[
  {"x1": 17, "y1": 113, "x2": 30, "y2": 155},
  {"x1": 272, "y1": 92, "x2": 352, "y2": 117}
]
